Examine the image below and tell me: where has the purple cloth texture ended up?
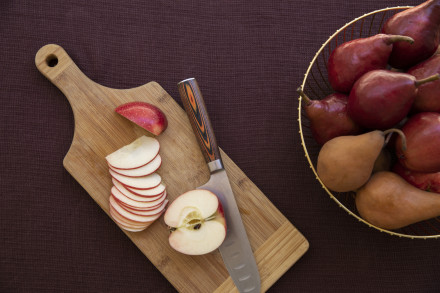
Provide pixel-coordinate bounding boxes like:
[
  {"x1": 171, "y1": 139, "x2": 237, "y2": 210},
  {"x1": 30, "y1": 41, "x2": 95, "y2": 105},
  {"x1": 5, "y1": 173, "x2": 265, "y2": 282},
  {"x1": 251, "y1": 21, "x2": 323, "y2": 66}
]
[{"x1": 1, "y1": 0, "x2": 438, "y2": 292}]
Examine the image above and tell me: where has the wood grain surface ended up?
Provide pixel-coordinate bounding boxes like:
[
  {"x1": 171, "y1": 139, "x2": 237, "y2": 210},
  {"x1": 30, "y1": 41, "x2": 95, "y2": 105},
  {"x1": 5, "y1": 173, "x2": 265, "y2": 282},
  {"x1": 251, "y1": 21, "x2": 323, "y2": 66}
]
[{"x1": 35, "y1": 44, "x2": 309, "y2": 293}]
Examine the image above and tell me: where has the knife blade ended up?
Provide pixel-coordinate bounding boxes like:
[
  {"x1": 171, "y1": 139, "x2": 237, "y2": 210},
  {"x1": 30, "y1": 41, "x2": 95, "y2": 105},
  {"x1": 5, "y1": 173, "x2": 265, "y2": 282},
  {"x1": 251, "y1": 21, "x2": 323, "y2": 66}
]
[{"x1": 178, "y1": 78, "x2": 261, "y2": 293}]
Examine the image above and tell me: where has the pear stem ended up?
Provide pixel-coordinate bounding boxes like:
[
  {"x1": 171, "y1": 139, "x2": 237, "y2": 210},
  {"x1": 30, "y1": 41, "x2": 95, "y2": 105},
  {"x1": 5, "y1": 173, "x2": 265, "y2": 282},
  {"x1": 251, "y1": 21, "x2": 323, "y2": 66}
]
[
  {"x1": 297, "y1": 87, "x2": 312, "y2": 106},
  {"x1": 385, "y1": 35, "x2": 414, "y2": 45},
  {"x1": 415, "y1": 74, "x2": 440, "y2": 87},
  {"x1": 383, "y1": 128, "x2": 407, "y2": 151}
]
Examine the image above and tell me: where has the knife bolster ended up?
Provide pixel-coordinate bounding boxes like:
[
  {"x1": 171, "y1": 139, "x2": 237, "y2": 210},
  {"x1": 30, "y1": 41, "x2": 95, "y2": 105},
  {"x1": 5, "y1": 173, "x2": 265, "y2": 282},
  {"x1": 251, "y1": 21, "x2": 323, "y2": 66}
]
[{"x1": 208, "y1": 159, "x2": 224, "y2": 173}]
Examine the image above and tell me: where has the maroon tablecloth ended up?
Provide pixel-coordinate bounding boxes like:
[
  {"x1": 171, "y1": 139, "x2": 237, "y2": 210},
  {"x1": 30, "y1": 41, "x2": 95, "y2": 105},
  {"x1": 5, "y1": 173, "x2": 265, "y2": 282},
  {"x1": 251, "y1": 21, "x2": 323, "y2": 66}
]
[{"x1": 2, "y1": 0, "x2": 439, "y2": 292}]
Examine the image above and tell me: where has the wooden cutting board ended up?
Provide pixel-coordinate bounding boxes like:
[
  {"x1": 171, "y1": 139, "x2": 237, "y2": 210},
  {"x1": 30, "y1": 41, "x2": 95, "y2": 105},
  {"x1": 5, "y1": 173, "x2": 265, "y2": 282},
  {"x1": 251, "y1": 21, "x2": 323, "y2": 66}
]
[{"x1": 35, "y1": 44, "x2": 309, "y2": 293}]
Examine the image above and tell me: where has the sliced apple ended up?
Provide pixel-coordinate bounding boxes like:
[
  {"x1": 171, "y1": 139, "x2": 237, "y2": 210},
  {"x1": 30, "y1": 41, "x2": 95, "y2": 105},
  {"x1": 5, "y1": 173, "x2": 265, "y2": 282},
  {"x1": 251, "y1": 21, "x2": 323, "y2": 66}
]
[
  {"x1": 106, "y1": 136, "x2": 160, "y2": 170},
  {"x1": 110, "y1": 205, "x2": 152, "y2": 231},
  {"x1": 110, "y1": 195, "x2": 164, "y2": 223},
  {"x1": 111, "y1": 186, "x2": 166, "y2": 210},
  {"x1": 109, "y1": 154, "x2": 162, "y2": 177},
  {"x1": 164, "y1": 189, "x2": 227, "y2": 255},
  {"x1": 115, "y1": 192, "x2": 167, "y2": 212},
  {"x1": 110, "y1": 206, "x2": 148, "y2": 228},
  {"x1": 125, "y1": 183, "x2": 166, "y2": 197},
  {"x1": 119, "y1": 199, "x2": 168, "y2": 217},
  {"x1": 115, "y1": 101, "x2": 168, "y2": 136},
  {"x1": 110, "y1": 169, "x2": 161, "y2": 190},
  {"x1": 112, "y1": 179, "x2": 165, "y2": 201}
]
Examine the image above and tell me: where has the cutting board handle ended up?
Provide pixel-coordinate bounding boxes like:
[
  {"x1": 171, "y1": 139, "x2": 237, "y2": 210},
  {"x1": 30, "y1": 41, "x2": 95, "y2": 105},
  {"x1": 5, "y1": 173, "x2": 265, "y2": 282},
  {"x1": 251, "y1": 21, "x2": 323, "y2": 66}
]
[
  {"x1": 35, "y1": 44, "x2": 93, "y2": 92},
  {"x1": 178, "y1": 78, "x2": 221, "y2": 165}
]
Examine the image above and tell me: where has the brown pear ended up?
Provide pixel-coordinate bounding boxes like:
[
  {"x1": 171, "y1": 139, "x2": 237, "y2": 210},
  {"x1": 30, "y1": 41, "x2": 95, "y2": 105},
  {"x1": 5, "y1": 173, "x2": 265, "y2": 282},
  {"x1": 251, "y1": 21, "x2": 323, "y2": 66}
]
[
  {"x1": 317, "y1": 129, "x2": 405, "y2": 192},
  {"x1": 355, "y1": 171, "x2": 440, "y2": 230}
]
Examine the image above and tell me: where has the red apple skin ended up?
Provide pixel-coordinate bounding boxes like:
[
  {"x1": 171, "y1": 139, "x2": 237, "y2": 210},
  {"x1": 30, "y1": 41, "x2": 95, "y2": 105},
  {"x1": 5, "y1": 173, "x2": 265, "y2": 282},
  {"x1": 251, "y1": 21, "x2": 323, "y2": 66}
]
[
  {"x1": 396, "y1": 112, "x2": 440, "y2": 172},
  {"x1": 111, "y1": 176, "x2": 161, "y2": 191},
  {"x1": 393, "y1": 162, "x2": 440, "y2": 193},
  {"x1": 407, "y1": 54, "x2": 440, "y2": 113},
  {"x1": 216, "y1": 200, "x2": 227, "y2": 232},
  {"x1": 115, "y1": 102, "x2": 168, "y2": 136},
  {"x1": 110, "y1": 205, "x2": 161, "y2": 229},
  {"x1": 126, "y1": 188, "x2": 166, "y2": 199},
  {"x1": 109, "y1": 160, "x2": 162, "y2": 178},
  {"x1": 112, "y1": 191, "x2": 165, "y2": 211}
]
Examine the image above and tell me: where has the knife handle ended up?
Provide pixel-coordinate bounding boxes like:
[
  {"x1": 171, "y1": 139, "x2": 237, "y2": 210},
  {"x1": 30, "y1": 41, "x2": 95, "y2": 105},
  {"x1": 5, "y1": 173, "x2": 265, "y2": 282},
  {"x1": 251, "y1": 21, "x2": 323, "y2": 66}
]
[{"x1": 178, "y1": 78, "x2": 221, "y2": 165}]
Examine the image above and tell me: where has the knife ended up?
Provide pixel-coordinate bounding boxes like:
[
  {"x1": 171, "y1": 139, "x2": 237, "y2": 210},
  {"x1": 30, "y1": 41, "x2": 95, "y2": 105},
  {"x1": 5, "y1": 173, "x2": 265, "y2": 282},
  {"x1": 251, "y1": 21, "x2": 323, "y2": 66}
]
[{"x1": 178, "y1": 78, "x2": 261, "y2": 293}]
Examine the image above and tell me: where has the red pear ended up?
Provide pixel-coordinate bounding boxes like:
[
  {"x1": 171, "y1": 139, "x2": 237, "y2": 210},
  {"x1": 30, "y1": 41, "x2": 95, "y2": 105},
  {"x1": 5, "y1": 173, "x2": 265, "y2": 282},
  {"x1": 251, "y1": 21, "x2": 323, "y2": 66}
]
[
  {"x1": 407, "y1": 54, "x2": 440, "y2": 112},
  {"x1": 382, "y1": 0, "x2": 440, "y2": 69},
  {"x1": 328, "y1": 34, "x2": 414, "y2": 93},
  {"x1": 297, "y1": 89, "x2": 361, "y2": 145},
  {"x1": 393, "y1": 162, "x2": 440, "y2": 193},
  {"x1": 347, "y1": 70, "x2": 440, "y2": 130},
  {"x1": 396, "y1": 112, "x2": 440, "y2": 173}
]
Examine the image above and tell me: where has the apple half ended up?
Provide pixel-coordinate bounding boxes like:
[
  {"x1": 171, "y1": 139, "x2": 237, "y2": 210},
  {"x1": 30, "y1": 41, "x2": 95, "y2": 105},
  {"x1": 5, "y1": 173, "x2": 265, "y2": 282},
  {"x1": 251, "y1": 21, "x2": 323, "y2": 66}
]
[
  {"x1": 164, "y1": 189, "x2": 226, "y2": 256},
  {"x1": 115, "y1": 101, "x2": 168, "y2": 136},
  {"x1": 106, "y1": 136, "x2": 160, "y2": 170}
]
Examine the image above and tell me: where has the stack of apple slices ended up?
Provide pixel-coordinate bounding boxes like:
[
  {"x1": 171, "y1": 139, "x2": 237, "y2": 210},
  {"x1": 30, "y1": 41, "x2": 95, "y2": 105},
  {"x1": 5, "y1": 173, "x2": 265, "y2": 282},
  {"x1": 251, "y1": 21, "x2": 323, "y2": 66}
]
[{"x1": 105, "y1": 136, "x2": 168, "y2": 232}]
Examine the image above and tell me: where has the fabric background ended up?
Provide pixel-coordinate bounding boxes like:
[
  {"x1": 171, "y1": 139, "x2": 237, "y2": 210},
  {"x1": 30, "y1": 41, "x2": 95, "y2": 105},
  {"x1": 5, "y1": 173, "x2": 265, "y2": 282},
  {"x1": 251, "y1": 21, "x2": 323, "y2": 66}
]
[{"x1": 1, "y1": 0, "x2": 438, "y2": 292}]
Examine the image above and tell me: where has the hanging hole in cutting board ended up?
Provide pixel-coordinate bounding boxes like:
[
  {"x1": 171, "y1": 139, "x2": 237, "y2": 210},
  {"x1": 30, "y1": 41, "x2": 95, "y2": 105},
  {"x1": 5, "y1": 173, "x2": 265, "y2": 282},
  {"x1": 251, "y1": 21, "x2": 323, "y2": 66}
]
[{"x1": 46, "y1": 54, "x2": 58, "y2": 67}]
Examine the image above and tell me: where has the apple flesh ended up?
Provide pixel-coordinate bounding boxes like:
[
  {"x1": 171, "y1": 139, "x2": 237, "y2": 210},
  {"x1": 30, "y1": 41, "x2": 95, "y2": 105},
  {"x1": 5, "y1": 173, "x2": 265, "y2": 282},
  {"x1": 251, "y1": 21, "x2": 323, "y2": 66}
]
[
  {"x1": 110, "y1": 208, "x2": 149, "y2": 232},
  {"x1": 115, "y1": 101, "x2": 168, "y2": 136},
  {"x1": 110, "y1": 195, "x2": 165, "y2": 223},
  {"x1": 118, "y1": 198, "x2": 168, "y2": 217},
  {"x1": 106, "y1": 136, "x2": 167, "y2": 232},
  {"x1": 393, "y1": 162, "x2": 440, "y2": 193},
  {"x1": 106, "y1": 136, "x2": 160, "y2": 170},
  {"x1": 112, "y1": 179, "x2": 165, "y2": 201},
  {"x1": 111, "y1": 186, "x2": 167, "y2": 210},
  {"x1": 125, "y1": 183, "x2": 166, "y2": 198},
  {"x1": 109, "y1": 196, "x2": 167, "y2": 232},
  {"x1": 164, "y1": 189, "x2": 226, "y2": 256},
  {"x1": 109, "y1": 154, "x2": 162, "y2": 177},
  {"x1": 109, "y1": 168, "x2": 162, "y2": 190}
]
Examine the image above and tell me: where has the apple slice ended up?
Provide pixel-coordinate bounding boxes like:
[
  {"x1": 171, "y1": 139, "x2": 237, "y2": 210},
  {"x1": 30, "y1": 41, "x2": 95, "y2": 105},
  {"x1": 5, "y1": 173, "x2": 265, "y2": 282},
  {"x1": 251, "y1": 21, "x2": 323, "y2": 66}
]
[
  {"x1": 115, "y1": 102, "x2": 168, "y2": 136},
  {"x1": 109, "y1": 154, "x2": 162, "y2": 177},
  {"x1": 106, "y1": 136, "x2": 160, "y2": 170},
  {"x1": 110, "y1": 169, "x2": 161, "y2": 190},
  {"x1": 125, "y1": 183, "x2": 166, "y2": 197},
  {"x1": 110, "y1": 195, "x2": 163, "y2": 223},
  {"x1": 116, "y1": 192, "x2": 167, "y2": 212},
  {"x1": 113, "y1": 179, "x2": 165, "y2": 201},
  {"x1": 111, "y1": 186, "x2": 166, "y2": 210},
  {"x1": 110, "y1": 205, "x2": 151, "y2": 231},
  {"x1": 120, "y1": 199, "x2": 168, "y2": 217},
  {"x1": 164, "y1": 189, "x2": 226, "y2": 255}
]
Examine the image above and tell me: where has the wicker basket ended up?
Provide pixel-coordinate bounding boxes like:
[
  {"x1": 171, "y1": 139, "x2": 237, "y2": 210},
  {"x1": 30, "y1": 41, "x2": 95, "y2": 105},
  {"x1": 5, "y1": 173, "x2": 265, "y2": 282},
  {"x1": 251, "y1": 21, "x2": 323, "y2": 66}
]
[{"x1": 298, "y1": 6, "x2": 440, "y2": 239}]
